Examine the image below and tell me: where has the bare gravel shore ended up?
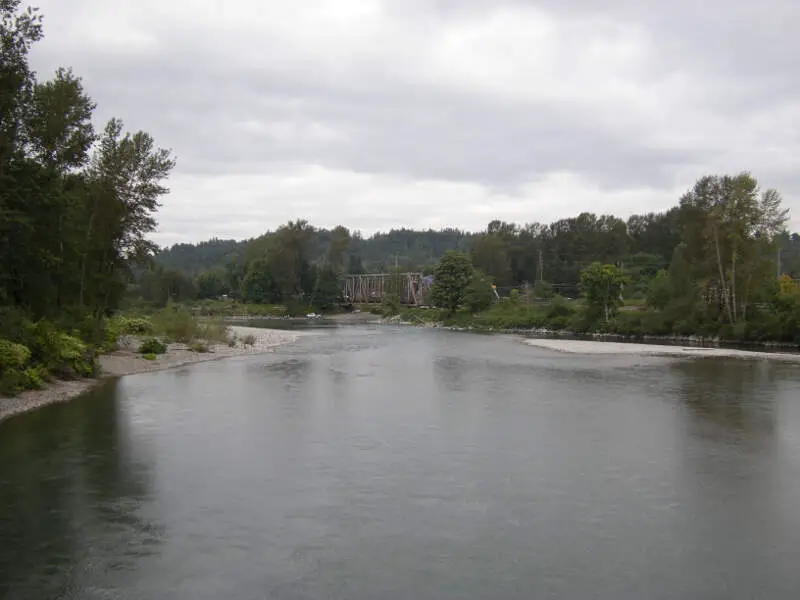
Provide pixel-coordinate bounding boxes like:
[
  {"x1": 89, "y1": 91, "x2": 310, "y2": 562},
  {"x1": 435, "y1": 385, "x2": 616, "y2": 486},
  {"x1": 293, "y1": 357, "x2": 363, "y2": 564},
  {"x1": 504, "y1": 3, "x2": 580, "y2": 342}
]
[
  {"x1": 524, "y1": 338, "x2": 800, "y2": 362},
  {"x1": 0, "y1": 326, "x2": 299, "y2": 424}
]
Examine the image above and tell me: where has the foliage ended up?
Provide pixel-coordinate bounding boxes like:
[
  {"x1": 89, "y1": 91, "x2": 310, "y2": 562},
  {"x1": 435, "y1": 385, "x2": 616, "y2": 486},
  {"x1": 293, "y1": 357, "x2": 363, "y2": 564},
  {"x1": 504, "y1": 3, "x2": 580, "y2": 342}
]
[
  {"x1": 189, "y1": 342, "x2": 210, "y2": 353},
  {"x1": 546, "y1": 296, "x2": 575, "y2": 319},
  {"x1": 241, "y1": 258, "x2": 279, "y2": 304},
  {"x1": 241, "y1": 334, "x2": 257, "y2": 347},
  {"x1": 463, "y1": 271, "x2": 495, "y2": 313},
  {"x1": 138, "y1": 338, "x2": 166, "y2": 355},
  {"x1": 646, "y1": 270, "x2": 672, "y2": 310},
  {"x1": 195, "y1": 269, "x2": 229, "y2": 299},
  {"x1": 0, "y1": 339, "x2": 31, "y2": 371},
  {"x1": 115, "y1": 316, "x2": 154, "y2": 335},
  {"x1": 141, "y1": 352, "x2": 157, "y2": 361},
  {"x1": 311, "y1": 264, "x2": 341, "y2": 312},
  {"x1": 533, "y1": 280, "x2": 554, "y2": 299},
  {"x1": 381, "y1": 293, "x2": 401, "y2": 317},
  {"x1": 580, "y1": 263, "x2": 626, "y2": 322},
  {"x1": 431, "y1": 251, "x2": 473, "y2": 313},
  {"x1": 1, "y1": 0, "x2": 173, "y2": 388},
  {"x1": 150, "y1": 306, "x2": 197, "y2": 343}
]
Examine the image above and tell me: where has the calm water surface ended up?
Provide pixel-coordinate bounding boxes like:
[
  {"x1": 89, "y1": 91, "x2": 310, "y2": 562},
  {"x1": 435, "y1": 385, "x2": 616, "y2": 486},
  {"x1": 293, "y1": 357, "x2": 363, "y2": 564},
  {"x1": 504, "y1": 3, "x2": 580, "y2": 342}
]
[{"x1": 2, "y1": 327, "x2": 800, "y2": 599}]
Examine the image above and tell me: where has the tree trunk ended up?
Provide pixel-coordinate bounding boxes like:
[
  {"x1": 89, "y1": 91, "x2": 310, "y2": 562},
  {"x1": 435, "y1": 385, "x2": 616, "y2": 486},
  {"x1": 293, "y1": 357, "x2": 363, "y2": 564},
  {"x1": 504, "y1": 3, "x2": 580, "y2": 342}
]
[
  {"x1": 731, "y1": 246, "x2": 737, "y2": 323},
  {"x1": 79, "y1": 191, "x2": 100, "y2": 307},
  {"x1": 713, "y1": 225, "x2": 733, "y2": 324}
]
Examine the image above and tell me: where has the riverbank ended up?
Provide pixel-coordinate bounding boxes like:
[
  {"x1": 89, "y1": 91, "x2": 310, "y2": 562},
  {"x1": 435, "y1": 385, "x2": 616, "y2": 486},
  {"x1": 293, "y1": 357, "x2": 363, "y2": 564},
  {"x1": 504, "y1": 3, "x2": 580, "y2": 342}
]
[
  {"x1": 0, "y1": 326, "x2": 299, "y2": 424},
  {"x1": 523, "y1": 338, "x2": 800, "y2": 362}
]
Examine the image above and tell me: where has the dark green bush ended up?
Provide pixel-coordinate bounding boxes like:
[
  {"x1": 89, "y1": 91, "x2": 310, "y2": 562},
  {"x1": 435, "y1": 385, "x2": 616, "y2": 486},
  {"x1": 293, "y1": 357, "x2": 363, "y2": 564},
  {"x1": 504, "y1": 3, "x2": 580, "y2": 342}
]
[{"x1": 139, "y1": 338, "x2": 167, "y2": 355}]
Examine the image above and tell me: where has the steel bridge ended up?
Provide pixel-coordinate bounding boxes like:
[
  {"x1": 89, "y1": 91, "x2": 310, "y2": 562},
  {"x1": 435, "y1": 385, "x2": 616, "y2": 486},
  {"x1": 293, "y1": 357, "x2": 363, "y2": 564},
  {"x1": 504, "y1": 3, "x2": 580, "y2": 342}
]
[{"x1": 341, "y1": 272, "x2": 432, "y2": 306}]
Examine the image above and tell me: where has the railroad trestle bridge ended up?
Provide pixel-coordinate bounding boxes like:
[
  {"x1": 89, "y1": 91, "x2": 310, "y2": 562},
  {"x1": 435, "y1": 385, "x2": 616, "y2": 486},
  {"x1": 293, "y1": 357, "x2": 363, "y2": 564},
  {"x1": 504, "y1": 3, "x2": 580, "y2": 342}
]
[{"x1": 341, "y1": 272, "x2": 432, "y2": 306}]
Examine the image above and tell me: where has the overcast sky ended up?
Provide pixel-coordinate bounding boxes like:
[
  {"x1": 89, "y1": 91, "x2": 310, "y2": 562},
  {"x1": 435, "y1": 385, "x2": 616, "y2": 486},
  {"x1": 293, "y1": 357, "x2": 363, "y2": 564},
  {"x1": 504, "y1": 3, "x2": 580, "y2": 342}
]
[{"x1": 29, "y1": 0, "x2": 799, "y2": 244}]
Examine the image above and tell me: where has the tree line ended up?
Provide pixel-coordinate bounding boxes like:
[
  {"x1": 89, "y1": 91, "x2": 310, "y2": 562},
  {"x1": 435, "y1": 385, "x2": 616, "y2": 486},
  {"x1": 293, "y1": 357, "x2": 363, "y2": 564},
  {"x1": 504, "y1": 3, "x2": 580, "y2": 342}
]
[{"x1": 1, "y1": 1, "x2": 174, "y2": 394}]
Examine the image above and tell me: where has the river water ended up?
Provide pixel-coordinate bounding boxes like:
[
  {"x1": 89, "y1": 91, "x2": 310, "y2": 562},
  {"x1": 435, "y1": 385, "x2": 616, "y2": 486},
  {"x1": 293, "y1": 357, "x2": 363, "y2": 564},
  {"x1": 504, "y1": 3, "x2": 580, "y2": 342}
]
[{"x1": 2, "y1": 327, "x2": 800, "y2": 599}]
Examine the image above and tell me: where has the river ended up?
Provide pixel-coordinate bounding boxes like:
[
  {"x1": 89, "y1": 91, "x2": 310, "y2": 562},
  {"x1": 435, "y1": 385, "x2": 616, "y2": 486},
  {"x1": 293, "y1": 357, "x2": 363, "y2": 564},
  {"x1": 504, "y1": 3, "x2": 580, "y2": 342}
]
[{"x1": 2, "y1": 326, "x2": 800, "y2": 599}]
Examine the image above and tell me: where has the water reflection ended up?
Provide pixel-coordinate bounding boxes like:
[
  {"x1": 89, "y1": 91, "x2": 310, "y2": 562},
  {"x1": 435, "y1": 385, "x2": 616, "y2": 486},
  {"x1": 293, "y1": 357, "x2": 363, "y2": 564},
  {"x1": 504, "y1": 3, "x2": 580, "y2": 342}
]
[
  {"x1": 0, "y1": 380, "x2": 160, "y2": 600},
  {"x1": 671, "y1": 359, "x2": 778, "y2": 440}
]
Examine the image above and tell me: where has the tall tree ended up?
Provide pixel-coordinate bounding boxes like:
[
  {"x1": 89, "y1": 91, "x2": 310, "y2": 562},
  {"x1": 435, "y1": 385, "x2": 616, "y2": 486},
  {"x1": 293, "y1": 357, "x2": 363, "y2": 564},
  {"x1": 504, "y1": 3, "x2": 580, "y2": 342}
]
[
  {"x1": 431, "y1": 251, "x2": 473, "y2": 313},
  {"x1": 679, "y1": 173, "x2": 788, "y2": 323},
  {"x1": 328, "y1": 225, "x2": 350, "y2": 272},
  {"x1": 580, "y1": 263, "x2": 626, "y2": 322}
]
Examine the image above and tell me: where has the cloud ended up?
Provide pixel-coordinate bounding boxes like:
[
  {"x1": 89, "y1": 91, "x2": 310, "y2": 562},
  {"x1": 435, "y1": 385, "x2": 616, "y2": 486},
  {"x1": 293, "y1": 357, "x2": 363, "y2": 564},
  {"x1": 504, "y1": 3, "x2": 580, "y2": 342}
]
[{"x1": 28, "y1": 0, "x2": 800, "y2": 243}]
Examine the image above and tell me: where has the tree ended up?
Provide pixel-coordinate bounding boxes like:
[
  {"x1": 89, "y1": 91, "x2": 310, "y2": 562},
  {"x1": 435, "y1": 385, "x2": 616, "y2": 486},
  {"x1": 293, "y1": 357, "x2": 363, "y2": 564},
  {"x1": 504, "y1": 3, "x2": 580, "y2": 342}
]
[
  {"x1": 464, "y1": 271, "x2": 494, "y2": 313},
  {"x1": 580, "y1": 262, "x2": 626, "y2": 322},
  {"x1": 679, "y1": 173, "x2": 788, "y2": 324},
  {"x1": 347, "y1": 253, "x2": 365, "y2": 274},
  {"x1": 241, "y1": 258, "x2": 278, "y2": 304},
  {"x1": 195, "y1": 269, "x2": 229, "y2": 299},
  {"x1": 431, "y1": 251, "x2": 473, "y2": 313},
  {"x1": 78, "y1": 118, "x2": 175, "y2": 312},
  {"x1": 266, "y1": 220, "x2": 315, "y2": 301},
  {"x1": 328, "y1": 225, "x2": 350, "y2": 272},
  {"x1": 646, "y1": 270, "x2": 672, "y2": 310},
  {"x1": 311, "y1": 264, "x2": 341, "y2": 312}
]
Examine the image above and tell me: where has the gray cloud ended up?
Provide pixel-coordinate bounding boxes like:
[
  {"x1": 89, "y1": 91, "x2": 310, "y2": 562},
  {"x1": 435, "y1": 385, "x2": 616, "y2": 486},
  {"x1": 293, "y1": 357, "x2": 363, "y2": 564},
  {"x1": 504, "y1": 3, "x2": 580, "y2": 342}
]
[{"x1": 28, "y1": 0, "x2": 800, "y2": 243}]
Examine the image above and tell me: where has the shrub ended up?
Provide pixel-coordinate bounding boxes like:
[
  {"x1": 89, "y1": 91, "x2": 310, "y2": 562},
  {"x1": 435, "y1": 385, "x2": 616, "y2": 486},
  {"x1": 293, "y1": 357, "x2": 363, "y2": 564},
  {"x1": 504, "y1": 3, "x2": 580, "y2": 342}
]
[
  {"x1": 22, "y1": 366, "x2": 46, "y2": 389},
  {"x1": 242, "y1": 334, "x2": 257, "y2": 347},
  {"x1": 197, "y1": 318, "x2": 229, "y2": 344},
  {"x1": 381, "y1": 294, "x2": 401, "y2": 317},
  {"x1": 152, "y1": 307, "x2": 198, "y2": 343},
  {"x1": 189, "y1": 342, "x2": 210, "y2": 353},
  {"x1": 26, "y1": 323, "x2": 96, "y2": 378},
  {"x1": 546, "y1": 296, "x2": 574, "y2": 319},
  {"x1": 0, "y1": 340, "x2": 31, "y2": 371},
  {"x1": 139, "y1": 338, "x2": 167, "y2": 355},
  {"x1": 0, "y1": 370, "x2": 26, "y2": 396},
  {"x1": 116, "y1": 316, "x2": 155, "y2": 336},
  {"x1": 142, "y1": 353, "x2": 157, "y2": 361}
]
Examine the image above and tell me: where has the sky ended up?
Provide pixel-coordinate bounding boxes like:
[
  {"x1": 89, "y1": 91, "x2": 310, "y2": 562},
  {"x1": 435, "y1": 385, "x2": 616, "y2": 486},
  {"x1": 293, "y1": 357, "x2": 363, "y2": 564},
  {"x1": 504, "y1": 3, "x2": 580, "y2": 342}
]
[{"x1": 29, "y1": 0, "x2": 800, "y2": 245}]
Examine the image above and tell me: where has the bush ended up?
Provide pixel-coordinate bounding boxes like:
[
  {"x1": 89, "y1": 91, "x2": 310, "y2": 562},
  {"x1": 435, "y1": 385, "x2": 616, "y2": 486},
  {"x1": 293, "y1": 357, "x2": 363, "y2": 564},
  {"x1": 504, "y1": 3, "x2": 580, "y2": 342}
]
[
  {"x1": 152, "y1": 307, "x2": 198, "y2": 343},
  {"x1": 197, "y1": 318, "x2": 229, "y2": 344},
  {"x1": 26, "y1": 322, "x2": 96, "y2": 379},
  {"x1": 116, "y1": 316, "x2": 155, "y2": 336},
  {"x1": 0, "y1": 340, "x2": 31, "y2": 371},
  {"x1": 142, "y1": 353, "x2": 157, "y2": 361},
  {"x1": 22, "y1": 366, "x2": 46, "y2": 389},
  {"x1": 546, "y1": 296, "x2": 574, "y2": 319},
  {"x1": 139, "y1": 338, "x2": 167, "y2": 355},
  {"x1": 0, "y1": 370, "x2": 26, "y2": 396},
  {"x1": 242, "y1": 334, "x2": 257, "y2": 347},
  {"x1": 189, "y1": 342, "x2": 210, "y2": 353},
  {"x1": 381, "y1": 294, "x2": 401, "y2": 317}
]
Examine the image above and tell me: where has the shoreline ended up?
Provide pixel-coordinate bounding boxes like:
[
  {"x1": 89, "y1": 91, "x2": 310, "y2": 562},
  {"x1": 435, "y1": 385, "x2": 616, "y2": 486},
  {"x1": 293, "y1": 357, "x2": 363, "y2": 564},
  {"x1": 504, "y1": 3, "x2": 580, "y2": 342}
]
[
  {"x1": 522, "y1": 338, "x2": 800, "y2": 362},
  {"x1": 0, "y1": 326, "x2": 299, "y2": 425}
]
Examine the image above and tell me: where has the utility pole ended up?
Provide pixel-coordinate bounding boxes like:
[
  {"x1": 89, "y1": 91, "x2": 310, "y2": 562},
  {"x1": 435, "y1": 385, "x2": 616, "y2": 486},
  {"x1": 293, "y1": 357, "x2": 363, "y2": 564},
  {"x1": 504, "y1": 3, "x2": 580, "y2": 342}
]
[{"x1": 538, "y1": 249, "x2": 544, "y2": 282}]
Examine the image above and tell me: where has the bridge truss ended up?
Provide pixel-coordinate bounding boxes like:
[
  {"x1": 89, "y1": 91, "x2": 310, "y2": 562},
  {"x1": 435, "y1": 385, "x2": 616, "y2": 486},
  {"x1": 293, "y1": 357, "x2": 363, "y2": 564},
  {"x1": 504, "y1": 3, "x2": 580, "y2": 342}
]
[{"x1": 342, "y1": 272, "x2": 431, "y2": 306}]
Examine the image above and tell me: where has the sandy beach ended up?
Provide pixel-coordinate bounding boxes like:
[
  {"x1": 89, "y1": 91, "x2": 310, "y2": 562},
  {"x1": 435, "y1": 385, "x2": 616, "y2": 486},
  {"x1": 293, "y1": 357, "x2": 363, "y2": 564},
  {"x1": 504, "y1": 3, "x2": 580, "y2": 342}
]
[
  {"x1": 0, "y1": 326, "x2": 299, "y2": 424},
  {"x1": 523, "y1": 338, "x2": 800, "y2": 362}
]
